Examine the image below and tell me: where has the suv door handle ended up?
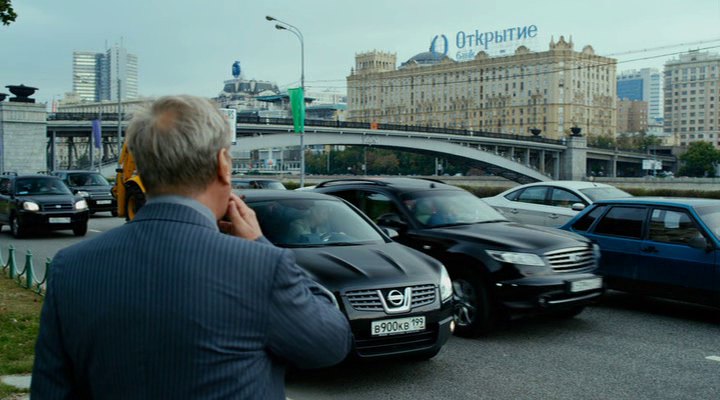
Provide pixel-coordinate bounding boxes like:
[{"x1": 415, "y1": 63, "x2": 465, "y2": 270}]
[
  {"x1": 509, "y1": 209, "x2": 519, "y2": 214},
  {"x1": 641, "y1": 246, "x2": 658, "y2": 253},
  {"x1": 548, "y1": 214, "x2": 559, "y2": 219}
]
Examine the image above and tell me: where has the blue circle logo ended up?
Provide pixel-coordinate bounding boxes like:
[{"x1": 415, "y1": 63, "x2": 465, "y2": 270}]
[{"x1": 430, "y1": 34, "x2": 449, "y2": 58}]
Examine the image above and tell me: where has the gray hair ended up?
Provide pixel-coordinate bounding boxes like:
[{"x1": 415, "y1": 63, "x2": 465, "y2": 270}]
[{"x1": 126, "y1": 95, "x2": 231, "y2": 195}]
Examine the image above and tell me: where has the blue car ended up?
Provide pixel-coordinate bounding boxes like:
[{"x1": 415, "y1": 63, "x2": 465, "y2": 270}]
[{"x1": 560, "y1": 197, "x2": 720, "y2": 307}]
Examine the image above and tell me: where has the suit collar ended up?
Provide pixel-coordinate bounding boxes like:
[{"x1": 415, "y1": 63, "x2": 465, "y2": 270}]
[{"x1": 132, "y1": 202, "x2": 219, "y2": 232}]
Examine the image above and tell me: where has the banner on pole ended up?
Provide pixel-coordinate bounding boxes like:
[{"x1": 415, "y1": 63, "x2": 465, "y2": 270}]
[
  {"x1": 288, "y1": 87, "x2": 305, "y2": 133},
  {"x1": 92, "y1": 119, "x2": 102, "y2": 149}
]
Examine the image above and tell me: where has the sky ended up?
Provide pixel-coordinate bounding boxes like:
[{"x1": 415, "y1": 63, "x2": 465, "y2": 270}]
[{"x1": 2, "y1": 0, "x2": 720, "y2": 106}]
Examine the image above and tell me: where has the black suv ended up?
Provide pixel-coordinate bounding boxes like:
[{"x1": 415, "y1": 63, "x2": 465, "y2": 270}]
[
  {"x1": 51, "y1": 170, "x2": 117, "y2": 216},
  {"x1": 0, "y1": 174, "x2": 90, "y2": 237},
  {"x1": 313, "y1": 178, "x2": 603, "y2": 337}
]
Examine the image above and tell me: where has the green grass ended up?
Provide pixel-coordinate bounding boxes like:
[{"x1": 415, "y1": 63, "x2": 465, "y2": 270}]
[{"x1": 0, "y1": 275, "x2": 43, "y2": 398}]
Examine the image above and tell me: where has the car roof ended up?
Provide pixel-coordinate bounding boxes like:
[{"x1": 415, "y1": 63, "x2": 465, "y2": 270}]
[
  {"x1": 236, "y1": 189, "x2": 341, "y2": 202},
  {"x1": 593, "y1": 197, "x2": 720, "y2": 208},
  {"x1": 315, "y1": 177, "x2": 458, "y2": 192},
  {"x1": 12, "y1": 174, "x2": 62, "y2": 180},
  {"x1": 231, "y1": 178, "x2": 281, "y2": 182},
  {"x1": 507, "y1": 180, "x2": 618, "y2": 190},
  {"x1": 52, "y1": 170, "x2": 102, "y2": 174}
]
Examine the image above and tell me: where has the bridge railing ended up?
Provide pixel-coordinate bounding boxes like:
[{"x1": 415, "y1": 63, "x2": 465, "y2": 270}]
[
  {"x1": 237, "y1": 115, "x2": 564, "y2": 145},
  {"x1": 1, "y1": 245, "x2": 50, "y2": 296}
]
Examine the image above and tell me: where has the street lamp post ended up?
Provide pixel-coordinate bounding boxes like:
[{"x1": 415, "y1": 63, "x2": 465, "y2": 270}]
[{"x1": 266, "y1": 15, "x2": 306, "y2": 187}]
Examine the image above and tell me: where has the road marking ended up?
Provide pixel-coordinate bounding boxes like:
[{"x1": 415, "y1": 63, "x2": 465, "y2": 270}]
[
  {"x1": 89, "y1": 229, "x2": 102, "y2": 233},
  {"x1": 706, "y1": 356, "x2": 720, "y2": 362}
]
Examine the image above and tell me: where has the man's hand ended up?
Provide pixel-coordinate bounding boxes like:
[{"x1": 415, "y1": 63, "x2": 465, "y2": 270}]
[{"x1": 218, "y1": 193, "x2": 263, "y2": 240}]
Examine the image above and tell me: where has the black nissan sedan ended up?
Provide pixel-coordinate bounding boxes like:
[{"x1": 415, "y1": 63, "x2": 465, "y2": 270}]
[{"x1": 239, "y1": 190, "x2": 454, "y2": 360}]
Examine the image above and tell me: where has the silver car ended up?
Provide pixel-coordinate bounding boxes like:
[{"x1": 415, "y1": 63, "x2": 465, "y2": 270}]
[{"x1": 482, "y1": 181, "x2": 632, "y2": 227}]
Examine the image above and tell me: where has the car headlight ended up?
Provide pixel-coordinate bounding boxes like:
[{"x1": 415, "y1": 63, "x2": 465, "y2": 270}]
[
  {"x1": 486, "y1": 250, "x2": 545, "y2": 266},
  {"x1": 76, "y1": 191, "x2": 90, "y2": 197},
  {"x1": 439, "y1": 265, "x2": 453, "y2": 301},
  {"x1": 75, "y1": 200, "x2": 88, "y2": 210},
  {"x1": 22, "y1": 201, "x2": 40, "y2": 212}
]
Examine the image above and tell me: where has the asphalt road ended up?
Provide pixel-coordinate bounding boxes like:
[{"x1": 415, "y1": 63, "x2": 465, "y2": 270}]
[{"x1": 3, "y1": 216, "x2": 719, "y2": 399}]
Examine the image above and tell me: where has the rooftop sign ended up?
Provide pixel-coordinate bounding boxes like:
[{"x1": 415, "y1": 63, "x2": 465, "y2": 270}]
[{"x1": 431, "y1": 24, "x2": 539, "y2": 61}]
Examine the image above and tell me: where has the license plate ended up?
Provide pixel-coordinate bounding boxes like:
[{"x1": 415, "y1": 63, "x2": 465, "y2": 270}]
[
  {"x1": 569, "y1": 277, "x2": 603, "y2": 293},
  {"x1": 49, "y1": 217, "x2": 70, "y2": 224},
  {"x1": 96, "y1": 200, "x2": 112, "y2": 205},
  {"x1": 371, "y1": 316, "x2": 426, "y2": 337}
]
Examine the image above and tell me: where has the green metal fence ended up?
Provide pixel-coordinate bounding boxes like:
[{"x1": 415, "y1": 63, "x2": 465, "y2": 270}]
[{"x1": 1, "y1": 245, "x2": 51, "y2": 296}]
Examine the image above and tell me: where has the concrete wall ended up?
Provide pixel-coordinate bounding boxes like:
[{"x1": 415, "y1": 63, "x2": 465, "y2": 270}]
[{"x1": 0, "y1": 102, "x2": 47, "y2": 174}]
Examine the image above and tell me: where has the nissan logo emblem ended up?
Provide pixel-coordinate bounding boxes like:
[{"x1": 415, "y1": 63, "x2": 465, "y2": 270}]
[{"x1": 386, "y1": 290, "x2": 404, "y2": 306}]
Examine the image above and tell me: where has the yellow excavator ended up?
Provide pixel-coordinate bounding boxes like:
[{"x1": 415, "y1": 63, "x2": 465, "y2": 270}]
[{"x1": 113, "y1": 143, "x2": 146, "y2": 220}]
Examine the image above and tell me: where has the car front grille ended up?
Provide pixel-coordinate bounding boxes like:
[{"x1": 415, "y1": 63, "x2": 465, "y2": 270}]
[
  {"x1": 346, "y1": 284, "x2": 437, "y2": 312},
  {"x1": 40, "y1": 202, "x2": 74, "y2": 211},
  {"x1": 545, "y1": 246, "x2": 595, "y2": 273}
]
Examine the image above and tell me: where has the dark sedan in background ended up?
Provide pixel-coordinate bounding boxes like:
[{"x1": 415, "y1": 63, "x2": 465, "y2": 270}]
[
  {"x1": 561, "y1": 197, "x2": 720, "y2": 307},
  {"x1": 51, "y1": 170, "x2": 117, "y2": 216},
  {"x1": 238, "y1": 190, "x2": 454, "y2": 360}
]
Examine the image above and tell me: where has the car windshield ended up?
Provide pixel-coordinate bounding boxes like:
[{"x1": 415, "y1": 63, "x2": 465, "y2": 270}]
[
  {"x1": 248, "y1": 199, "x2": 385, "y2": 247},
  {"x1": 68, "y1": 173, "x2": 109, "y2": 186},
  {"x1": 694, "y1": 205, "x2": 720, "y2": 240},
  {"x1": 401, "y1": 190, "x2": 507, "y2": 227},
  {"x1": 579, "y1": 187, "x2": 633, "y2": 202},
  {"x1": 15, "y1": 178, "x2": 72, "y2": 195}
]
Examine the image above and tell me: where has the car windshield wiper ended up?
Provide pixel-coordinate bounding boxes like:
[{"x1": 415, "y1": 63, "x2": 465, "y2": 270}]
[
  {"x1": 429, "y1": 222, "x2": 476, "y2": 228},
  {"x1": 475, "y1": 219, "x2": 507, "y2": 224}
]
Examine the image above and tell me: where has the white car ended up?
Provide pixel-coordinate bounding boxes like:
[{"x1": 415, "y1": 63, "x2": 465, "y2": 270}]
[{"x1": 482, "y1": 181, "x2": 632, "y2": 227}]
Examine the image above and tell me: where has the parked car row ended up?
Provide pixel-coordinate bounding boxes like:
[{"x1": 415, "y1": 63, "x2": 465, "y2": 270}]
[{"x1": 235, "y1": 177, "x2": 607, "y2": 360}]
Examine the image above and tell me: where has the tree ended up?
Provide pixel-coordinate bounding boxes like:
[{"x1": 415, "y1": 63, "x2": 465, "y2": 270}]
[
  {"x1": 1, "y1": 0, "x2": 17, "y2": 25},
  {"x1": 679, "y1": 141, "x2": 720, "y2": 177}
]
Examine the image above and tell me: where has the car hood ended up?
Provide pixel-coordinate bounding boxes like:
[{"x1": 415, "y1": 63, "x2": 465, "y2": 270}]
[
  {"x1": 290, "y1": 242, "x2": 441, "y2": 292},
  {"x1": 17, "y1": 194, "x2": 80, "y2": 204},
  {"x1": 72, "y1": 185, "x2": 113, "y2": 194},
  {"x1": 423, "y1": 221, "x2": 589, "y2": 252}
]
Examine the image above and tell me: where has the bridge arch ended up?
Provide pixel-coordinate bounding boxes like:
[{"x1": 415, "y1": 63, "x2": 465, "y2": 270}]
[{"x1": 233, "y1": 131, "x2": 552, "y2": 183}]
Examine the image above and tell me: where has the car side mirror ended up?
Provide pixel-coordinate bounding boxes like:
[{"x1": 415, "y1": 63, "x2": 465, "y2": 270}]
[
  {"x1": 376, "y1": 213, "x2": 407, "y2": 231},
  {"x1": 688, "y1": 236, "x2": 710, "y2": 251},
  {"x1": 571, "y1": 203, "x2": 586, "y2": 211},
  {"x1": 381, "y1": 227, "x2": 400, "y2": 239}
]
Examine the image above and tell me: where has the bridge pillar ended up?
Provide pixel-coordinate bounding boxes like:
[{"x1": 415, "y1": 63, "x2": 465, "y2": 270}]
[
  {"x1": 539, "y1": 150, "x2": 546, "y2": 174},
  {"x1": 608, "y1": 155, "x2": 618, "y2": 178},
  {"x1": 560, "y1": 135, "x2": 587, "y2": 180},
  {"x1": 0, "y1": 102, "x2": 47, "y2": 174},
  {"x1": 524, "y1": 148, "x2": 530, "y2": 166},
  {"x1": 508, "y1": 147, "x2": 515, "y2": 161},
  {"x1": 553, "y1": 153, "x2": 560, "y2": 180}
]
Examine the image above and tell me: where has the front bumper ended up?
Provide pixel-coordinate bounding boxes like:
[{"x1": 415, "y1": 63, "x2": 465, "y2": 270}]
[
  {"x1": 345, "y1": 299, "x2": 454, "y2": 359},
  {"x1": 494, "y1": 272, "x2": 604, "y2": 312},
  {"x1": 18, "y1": 210, "x2": 89, "y2": 231}
]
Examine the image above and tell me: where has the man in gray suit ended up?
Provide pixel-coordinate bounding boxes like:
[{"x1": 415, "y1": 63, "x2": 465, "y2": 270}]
[{"x1": 31, "y1": 95, "x2": 352, "y2": 399}]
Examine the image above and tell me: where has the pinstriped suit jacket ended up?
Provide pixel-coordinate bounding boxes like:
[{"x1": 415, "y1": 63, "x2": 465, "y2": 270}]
[{"x1": 31, "y1": 201, "x2": 352, "y2": 400}]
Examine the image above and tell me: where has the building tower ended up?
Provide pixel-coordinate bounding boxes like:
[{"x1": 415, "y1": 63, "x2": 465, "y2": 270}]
[{"x1": 664, "y1": 50, "x2": 720, "y2": 147}]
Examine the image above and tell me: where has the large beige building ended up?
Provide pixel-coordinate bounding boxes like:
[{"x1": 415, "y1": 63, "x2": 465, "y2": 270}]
[{"x1": 347, "y1": 36, "x2": 617, "y2": 140}]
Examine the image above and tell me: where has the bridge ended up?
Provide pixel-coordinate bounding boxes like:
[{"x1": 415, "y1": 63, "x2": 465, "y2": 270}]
[{"x1": 44, "y1": 114, "x2": 677, "y2": 183}]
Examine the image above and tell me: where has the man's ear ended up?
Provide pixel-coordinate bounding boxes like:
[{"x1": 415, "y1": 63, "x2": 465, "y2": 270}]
[{"x1": 218, "y1": 148, "x2": 232, "y2": 185}]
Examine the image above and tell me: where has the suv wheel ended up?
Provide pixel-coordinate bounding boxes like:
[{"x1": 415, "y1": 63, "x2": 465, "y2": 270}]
[
  {"x1": 10, "y1": 214, "x2": 26, "y2": 238},
  {"x1": 73, "y1": 222, "x2": 88, "y2": 237},
  {"x1": 451, "y1": 272, "x2": 496, "y2": 337}
]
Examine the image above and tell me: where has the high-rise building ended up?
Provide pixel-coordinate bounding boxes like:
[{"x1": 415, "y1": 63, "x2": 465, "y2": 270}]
[
  {"x1": 617, "y1": 68, "x2": 662, "y2": 124},
  {"x1": 664, "y1": 51, "x2": 720, "y2": 147},
  {"x1": 347, "y1": 36, "x2": 617, "y2": 140},
  {"x1": 71, "y1": 45, "x2": 138, "y2": 102},
  {"x1": 72, "y1": 51, "x2": 102, "y2": 102}
]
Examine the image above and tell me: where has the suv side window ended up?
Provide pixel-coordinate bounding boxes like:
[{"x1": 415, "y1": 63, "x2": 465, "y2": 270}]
[
  {"x1": 516, "y1": 186, "x2": 548, "y2": 205},
  {"x1": 549, "y1": 188, "x2": 584, "y2": 208},
  {"x1": 0, "y1": 178, "x2": 10, "y2": 195},
  {"x1": 648, "y1": 208, "x2": 703, "y2": 245},
  {"x1": 593, "y1": 206, "x2": 647, "y2": 239}
]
